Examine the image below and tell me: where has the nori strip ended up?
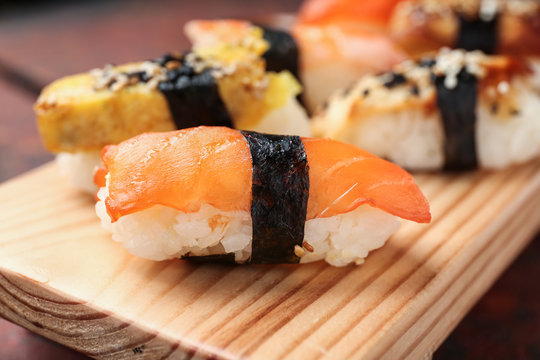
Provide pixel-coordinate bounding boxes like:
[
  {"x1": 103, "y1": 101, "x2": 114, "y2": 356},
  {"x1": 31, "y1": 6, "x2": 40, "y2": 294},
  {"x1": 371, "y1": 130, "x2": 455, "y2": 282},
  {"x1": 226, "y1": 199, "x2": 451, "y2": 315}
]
[
  {"x1": 126, "y1": 53, "x2": 233, "y2": 129},
  {"x1": 258, "y1": 25, "x2": 305, "y2": 108},
  {"x1": 258, "y1": 25, "x2": 300, "y2": 81},
  {"x1": 456, "y1": 13, "x2": 499, "y2": 54},
  {"x1": 434, "y1": 68, "x2": 478, "y2": 170},
  {"x1": 181, "y1": 253, "x2": 236, "y2": 264},
  {"x1": 241, "y1": 131, "x2": 309, "y2": 264},
  {"x1": 157, "y1": 54, "x2": 233, "y2": 129}
]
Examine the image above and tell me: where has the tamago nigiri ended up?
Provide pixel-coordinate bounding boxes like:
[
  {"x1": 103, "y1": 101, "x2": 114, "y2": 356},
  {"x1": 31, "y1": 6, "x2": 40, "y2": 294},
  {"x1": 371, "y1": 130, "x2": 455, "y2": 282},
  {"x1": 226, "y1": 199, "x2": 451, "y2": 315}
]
[
  {"x1": 35, "y1": 27, "x2": 309, "y2": 193},
  {"x1": 95, "y1": 126, "x2": 430, "y2": 266}
]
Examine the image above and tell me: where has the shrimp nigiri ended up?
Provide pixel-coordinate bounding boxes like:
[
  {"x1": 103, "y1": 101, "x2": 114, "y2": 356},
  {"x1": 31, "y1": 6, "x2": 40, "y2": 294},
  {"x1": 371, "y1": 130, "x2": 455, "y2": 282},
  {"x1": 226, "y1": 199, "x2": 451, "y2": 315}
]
[{"x1": 95, "y1": 126, "x2": 430, "y2": 266}]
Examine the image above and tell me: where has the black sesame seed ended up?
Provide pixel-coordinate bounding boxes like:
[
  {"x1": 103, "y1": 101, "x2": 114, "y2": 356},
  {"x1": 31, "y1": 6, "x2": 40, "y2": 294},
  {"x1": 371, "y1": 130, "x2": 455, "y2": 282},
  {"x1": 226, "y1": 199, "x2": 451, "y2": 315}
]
[
  {"x1": 510, "y1": 108, "x2": 520, "y2": 116},
  {"x1": 383, "y1": 72, "x2": 407, "y2": 88},
  {"x1": 410, "y1": 85, "x2": 420, "y2": 96},
  {"x1": 363, "y1": 89, "x2": 370, "y2": 97}
]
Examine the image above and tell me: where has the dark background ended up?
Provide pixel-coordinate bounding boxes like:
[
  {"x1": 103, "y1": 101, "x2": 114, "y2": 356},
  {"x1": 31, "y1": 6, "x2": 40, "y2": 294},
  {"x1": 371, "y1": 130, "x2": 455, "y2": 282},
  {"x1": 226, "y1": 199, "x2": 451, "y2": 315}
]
[{"x1": 0, "y1": 1, "x2": 538, "y2": 359}]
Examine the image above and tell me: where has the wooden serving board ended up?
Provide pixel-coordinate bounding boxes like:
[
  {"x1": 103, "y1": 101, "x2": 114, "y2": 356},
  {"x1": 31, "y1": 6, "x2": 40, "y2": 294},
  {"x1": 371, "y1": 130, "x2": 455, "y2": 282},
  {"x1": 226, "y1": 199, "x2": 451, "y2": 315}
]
[{"x1": 1, "y1": 161, "x2": 539, "y2": 360}]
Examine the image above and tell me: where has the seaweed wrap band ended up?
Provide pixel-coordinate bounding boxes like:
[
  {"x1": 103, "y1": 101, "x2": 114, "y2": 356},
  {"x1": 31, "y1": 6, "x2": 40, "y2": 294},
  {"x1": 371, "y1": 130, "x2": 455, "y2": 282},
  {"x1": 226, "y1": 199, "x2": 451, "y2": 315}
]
[
  {"x1": 181, "y1": 253, "x2": 236, "y2": 264},
  {"x1": 241, "y1": 131, "x2": 310, "y2": 264},
  {"x1": 434, "y1": 69, "x2": 479, "y2": 170},
  {"x1": 456, "y1": 13, "x2": 499, "y2": 54},
  {"x1": 259, "y1": 25, "x2": 301, "y2": 82},
  {"x1": 132, "y1": 53, "x2": 234, "y2": 130}
]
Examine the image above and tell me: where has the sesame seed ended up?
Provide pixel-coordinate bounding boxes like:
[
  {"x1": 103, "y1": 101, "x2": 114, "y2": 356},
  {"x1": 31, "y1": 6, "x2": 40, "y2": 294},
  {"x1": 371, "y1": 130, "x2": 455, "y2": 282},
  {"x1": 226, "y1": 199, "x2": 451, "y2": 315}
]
[
  {"x1": 432, "y1": 48, "x2": 486, "y2": 90},
  {"x1": 355, "y1": 258, "x2": 365, "y2": 265},
  {"x1": 294, "y1": 245, "x2": 305, "y2": 258},
  {"x1": 302, "y1": 241, "x2": 314, "y2": 252},
  {"x1": 110, "y1": 74, "x2": 129, "y2": 92},
  {"x1": 497, "y1": 81, "x2": 509, "y2": 94},
  {"x1": 382, "y1": 72, "x2": 407, "y2": 88},
  {"x1": 479, "y1": 0, "x2": 499, "y2": 21}
]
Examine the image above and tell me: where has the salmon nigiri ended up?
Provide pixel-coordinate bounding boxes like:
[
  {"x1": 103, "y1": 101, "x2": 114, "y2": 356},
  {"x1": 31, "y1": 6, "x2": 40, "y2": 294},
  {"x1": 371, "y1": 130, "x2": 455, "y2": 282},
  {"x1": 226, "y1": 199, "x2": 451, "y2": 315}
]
[{"x1": 95, "y1": 127, "x2": 430, "y2": 266}]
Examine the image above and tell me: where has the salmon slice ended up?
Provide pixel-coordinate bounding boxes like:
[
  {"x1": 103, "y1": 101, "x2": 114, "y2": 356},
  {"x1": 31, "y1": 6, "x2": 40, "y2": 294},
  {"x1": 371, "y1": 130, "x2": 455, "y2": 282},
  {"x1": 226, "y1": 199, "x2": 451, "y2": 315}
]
[
  {"x1": 98, "y1": 127, "x2": 430, "y2": 223},
  {"x1": 303, "y1": 137, "x2": 430, "y2": 222}
]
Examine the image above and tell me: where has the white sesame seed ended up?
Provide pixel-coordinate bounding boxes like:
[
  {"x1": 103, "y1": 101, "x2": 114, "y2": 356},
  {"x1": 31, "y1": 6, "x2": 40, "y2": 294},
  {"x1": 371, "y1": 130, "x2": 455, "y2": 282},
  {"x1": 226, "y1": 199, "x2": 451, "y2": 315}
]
[
  {"x1": 294, "y1": 245, "x2": 305, "y2": 258},
  {"x1": 497, "y1": 81, "x2": 509, "y2": 94},
  {"x1": 479, "y1": 0, "x2": 499, "y2": 21}
]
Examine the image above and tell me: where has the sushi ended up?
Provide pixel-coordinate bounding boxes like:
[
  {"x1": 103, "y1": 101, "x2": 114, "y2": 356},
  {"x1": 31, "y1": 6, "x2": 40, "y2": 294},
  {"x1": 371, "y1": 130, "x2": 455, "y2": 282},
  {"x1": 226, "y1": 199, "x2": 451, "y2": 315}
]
[
  {"x1": 185, "y1": 16, "x2": 407, "y2": 113},
  {"x1": 312, "y1": 48, "x2": 540, "y2": 171},
  {"x1": 390, "y1": 0, "x2": 540, "y2": 57},
  {"x1": 389, "y1": 0, "x2": 540, "y2": 85},
  {"x1": 35, "y1": 27, "x2": 309, "y2": 192},
  {"x1": 95, "y1": 126, "x2": 430, "y2": 266},
  {"x1": 293, "y1": 0, "x2": 540, "y2": 110},
  {"x1": 294, "y1": 0, "x2": 409, "y2": 111}
]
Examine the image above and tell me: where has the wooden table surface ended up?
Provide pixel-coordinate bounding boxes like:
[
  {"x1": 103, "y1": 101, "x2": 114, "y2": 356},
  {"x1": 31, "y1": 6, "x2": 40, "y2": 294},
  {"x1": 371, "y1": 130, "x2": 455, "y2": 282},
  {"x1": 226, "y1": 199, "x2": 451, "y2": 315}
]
[{"x1": 0, "y1": 1, "x2": 538, "y2": 359}]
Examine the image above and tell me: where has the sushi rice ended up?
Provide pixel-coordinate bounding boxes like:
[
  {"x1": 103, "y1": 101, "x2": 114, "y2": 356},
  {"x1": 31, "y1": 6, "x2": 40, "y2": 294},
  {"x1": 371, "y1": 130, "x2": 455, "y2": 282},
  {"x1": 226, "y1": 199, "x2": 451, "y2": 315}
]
[
  {"x1": 96, "y1": 182, "x2": 400, "y2": 267},
  {"x1": 322, "y1": 77, "x2": 540, "y2": 170},
  {"x1": 56, "y1": 151, "x2": 102, "y2": 193}
]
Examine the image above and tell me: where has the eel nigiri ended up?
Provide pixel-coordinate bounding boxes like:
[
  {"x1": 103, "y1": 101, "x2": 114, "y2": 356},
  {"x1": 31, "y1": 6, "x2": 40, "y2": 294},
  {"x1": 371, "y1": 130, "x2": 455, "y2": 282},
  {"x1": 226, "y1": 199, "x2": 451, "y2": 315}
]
[
  {"x1": 95, "y1": 126, "x2": 430, "y2": 266},
  {"x1": 390, "y1": 0, "x2": 540, "y2": 57},
  {"x1": 35, "y1": 27, "x2": 309, "y2": 192},
  {"x1": 312, "y1": 48, "x2": 540, "y2": 171},
  {"x1": 389, "y1": 0, "x2": 540, "y2": 88}
]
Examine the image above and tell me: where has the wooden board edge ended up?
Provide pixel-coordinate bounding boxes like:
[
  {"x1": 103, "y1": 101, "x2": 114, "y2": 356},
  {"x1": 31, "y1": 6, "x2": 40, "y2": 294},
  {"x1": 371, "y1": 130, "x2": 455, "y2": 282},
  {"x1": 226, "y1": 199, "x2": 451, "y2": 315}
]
[{"x1": 0, "y1": 268, "x2": 223, "y2": 359}]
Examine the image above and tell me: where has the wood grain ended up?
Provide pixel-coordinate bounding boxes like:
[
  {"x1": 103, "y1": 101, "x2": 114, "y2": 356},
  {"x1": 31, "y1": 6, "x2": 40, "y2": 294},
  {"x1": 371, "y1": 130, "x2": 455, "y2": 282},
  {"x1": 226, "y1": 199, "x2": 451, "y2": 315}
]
[{"x1": 0, "y1": 161, "x2": 539, "y2": 359}]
